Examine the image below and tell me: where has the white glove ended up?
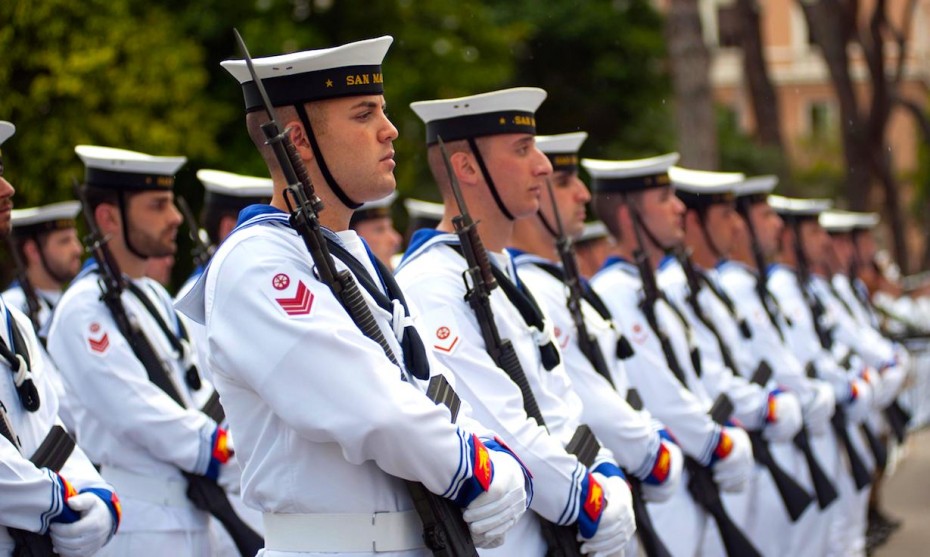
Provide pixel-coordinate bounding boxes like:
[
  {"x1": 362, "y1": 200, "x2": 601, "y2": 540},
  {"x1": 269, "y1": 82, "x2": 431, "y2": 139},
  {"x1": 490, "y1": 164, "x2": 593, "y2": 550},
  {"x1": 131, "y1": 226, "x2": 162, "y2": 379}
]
[
  {"x1": 845, "y1": 378, "x2": 874, "y2": 424},
  {"x1": 803, "y1": 381, "x2": 836, "y2": 436},
  {"x1": 876, "y1": 363, "x2": 908, "y2": 407},
  {"x1": 462, "y1": 448, "x2": 527, "y2": 548},
  {"x1": 578, "y1": 473, "x2": 635, "y2": 557},
  {"x1": 762, "y1": 391, "x2": 803, "y2": 442},
  {"x1": 49, "y1": 492, "x2": 114, "y2": 557},
  {"x1": 712, "y1": 427, "x2": 753, "y2": 493},
  {"x1": 640, "y1": 440, "x2": 683, "y2": 503}
]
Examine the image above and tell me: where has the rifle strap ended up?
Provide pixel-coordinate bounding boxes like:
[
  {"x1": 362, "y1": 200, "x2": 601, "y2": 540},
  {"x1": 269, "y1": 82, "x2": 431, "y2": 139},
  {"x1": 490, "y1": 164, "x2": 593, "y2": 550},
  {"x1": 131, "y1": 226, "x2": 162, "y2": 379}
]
[
  {"x1": 324, "y1": 238, "x2": 430, "y2": 381},
  {"x1": 659, "y1": 294, "x2": 703, "y2": 378},
  {"x1": 639, "y1": 297, "x2": 690, "y2": 387},
  {"x1": 679, "y1": 278, "x2": 740, "y2": 376},
  {"x1": 452, "y1": 247, "x2": 560, "y2": 371},
  {"x1": 0, "y1": 303, "x2": 41, "y2": 411},
  {"x1": 124, "y1": 282, "x2": 203, "y2": 392},
  {"x1": 697, "y1": 270, "x2": 751, "y2": 339},
  {"x1": 533, "y1": 261, "x2": 635, "y2": 361}
]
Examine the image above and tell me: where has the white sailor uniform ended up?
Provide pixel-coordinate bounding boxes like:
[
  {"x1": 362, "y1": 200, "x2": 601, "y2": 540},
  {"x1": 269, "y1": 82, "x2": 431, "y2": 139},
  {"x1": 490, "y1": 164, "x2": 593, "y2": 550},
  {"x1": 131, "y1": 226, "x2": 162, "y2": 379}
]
[
  {"x1": 658, "y1": 256, "x2": 805, "y2": 556},
  {"x1": 396, "y1": 231, "x2": 633, "y2": 557},
  {"x1": 46, "y1": 261, "x2": 226, "y2": 556},
  {"x1": 591, "y1": 256, "x2": 754, "y2": 557},
  {"x1": 177, "y1": 206, "x2": 530, "y2": 556},
  {"x1": 0, "y1": 295, "x2": 119, "y2": 554}
]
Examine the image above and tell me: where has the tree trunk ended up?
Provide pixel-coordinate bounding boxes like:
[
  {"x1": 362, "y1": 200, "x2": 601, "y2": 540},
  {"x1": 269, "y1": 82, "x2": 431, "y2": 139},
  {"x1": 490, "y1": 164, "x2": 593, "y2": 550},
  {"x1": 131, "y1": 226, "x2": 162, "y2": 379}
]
[
  {"x1": 666, "y1": 0, "x2": 718, "y2": 169},
  {"x1": 735, "y1": 0, "x2": 785, "y2": 154}
]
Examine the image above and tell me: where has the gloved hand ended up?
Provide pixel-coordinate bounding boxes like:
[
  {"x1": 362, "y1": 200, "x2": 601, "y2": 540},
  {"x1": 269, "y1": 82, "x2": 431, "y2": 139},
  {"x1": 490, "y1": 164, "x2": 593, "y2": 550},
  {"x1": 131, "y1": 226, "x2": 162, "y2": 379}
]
[
  {"x1": 844, "y1": 377, "x2": 874, "y2": 424},
  {"x1": 578, "y1": 473, "x2": 635, "y2": 557},
  {"x1": 762, "y1": 390, "x2": 803, "y2": 442},
  {"x1": 711, "y1": 426, "x2": 753, "y2": 493},
  {"x1": 49, "y1": 492, "x2": 115, "y2": 557},
  {"x1": 462, "y1": 442, "x2": 528, "y2": 548},
  {"x1": 803, "y1": 380, "x2": 836, "y2": 436},
  {"x1": 640, "y1": 432, "x2": 683, "y2": 503},
  {"x1": 876, "y1": 362, "x2": 908, "y2": 408}
]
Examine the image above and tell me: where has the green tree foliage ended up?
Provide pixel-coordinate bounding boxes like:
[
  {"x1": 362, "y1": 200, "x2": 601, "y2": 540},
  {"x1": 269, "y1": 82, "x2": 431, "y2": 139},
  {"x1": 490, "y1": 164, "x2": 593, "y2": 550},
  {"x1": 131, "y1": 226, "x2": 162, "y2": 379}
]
[
  {"x1": 497, "y1": 0, "x2": 673, "y2": 160},
  {"x1": 0, "y1": 0, "x2": 227, "y2": 206}
]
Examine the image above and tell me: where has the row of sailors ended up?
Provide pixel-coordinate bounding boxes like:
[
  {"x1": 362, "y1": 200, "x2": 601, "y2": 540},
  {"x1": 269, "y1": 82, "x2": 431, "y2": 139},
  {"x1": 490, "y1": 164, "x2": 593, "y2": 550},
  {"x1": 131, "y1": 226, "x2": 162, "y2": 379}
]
[{"x1": 0, "y1": 32, "x2": 918, "y2": 557}]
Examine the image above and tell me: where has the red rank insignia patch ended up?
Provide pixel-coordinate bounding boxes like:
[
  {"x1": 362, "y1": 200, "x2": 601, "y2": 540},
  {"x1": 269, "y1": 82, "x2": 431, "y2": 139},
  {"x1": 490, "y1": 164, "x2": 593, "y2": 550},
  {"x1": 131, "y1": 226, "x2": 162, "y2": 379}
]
[
  {"x1": 434, "y1": 325, "x2": 459, "y2": 353},
  {"x1": 275, "y1": 279, "x2": 315, "y2": 317},
  {"x1": 87, "y1": 323, "x2": 110, "y2": 355},
  {"x1": 583, "y1": 474, "x2": 605, "y2": 520},
  {"x1": 651, "y1": 444, "x2": 671, "y2": 483},
  {"x1": 715, "y1": 431, "x2": 734, "y2": 460},
  {"x1": 472, "y1": 434, "x2": 492, "y2": 491}
]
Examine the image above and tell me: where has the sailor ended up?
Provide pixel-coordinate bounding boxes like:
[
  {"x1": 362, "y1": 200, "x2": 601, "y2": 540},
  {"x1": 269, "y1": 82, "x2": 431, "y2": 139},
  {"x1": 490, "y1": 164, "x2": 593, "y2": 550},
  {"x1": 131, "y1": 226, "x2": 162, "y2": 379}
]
[
  {"x1": 585, "y1": 154, "x2": 755, "y2": 556},
  {"x1": 717, "y1": 175, "x2": 842, "y2": 557},
  {"x1": 766, "y1": 195, "x2": 876, "y2": 557},
  {"x1": 573, "y1": 221, "x2": 613, "y2": 280},
  {"x1": 398, "y1": 89, "x2": 637, "y2": 556},
  {"x1": 661, "y1": 167, "x2": 806, "y2": 555},
  {"x1": 176, "y1": 168, "x2": 274, "y2": 299},
  {"x1": 176, "y1": 36, "x2": 532, "y2": 556},
  {"x1": 0, "y1": 121, "x2": 121, "y2": 556},
  {"x1": 4, "y1": 201, "x2": 82, "y2": 332},
  {"x1": 509, "y1": 131, "x2": 684, "y2": 554},
  {"x1": 46, "y1": 145, "x2": 236, "y2": 556},
  {"x1": 350, "y1": 190, "x2": 402, "y2": 270}
]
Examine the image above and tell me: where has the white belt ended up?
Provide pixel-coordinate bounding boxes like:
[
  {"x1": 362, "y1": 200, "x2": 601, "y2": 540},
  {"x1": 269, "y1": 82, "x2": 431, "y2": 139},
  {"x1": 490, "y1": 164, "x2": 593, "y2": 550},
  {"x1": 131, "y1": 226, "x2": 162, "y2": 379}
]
[
  {"x1": 100, "y1": 465, "x2": 191, "y2": 508},
  {"x1": 263, "y1": 510, "x2": 426, "y2": 553}
]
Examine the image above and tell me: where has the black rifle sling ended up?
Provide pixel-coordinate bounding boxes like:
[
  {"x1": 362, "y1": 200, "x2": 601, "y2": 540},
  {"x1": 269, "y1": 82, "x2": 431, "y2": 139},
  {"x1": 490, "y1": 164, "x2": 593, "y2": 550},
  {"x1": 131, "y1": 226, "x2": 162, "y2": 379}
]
[
  {"x1": 679, "y1": 281, "x2": 740, "y2": 378},
  {"x1": 325, "y1": 239, "x2": 430, "y2": 380},
  {"x1": 533, "y1": 261, "x2": 634, "y2": 361},
  {"x1": 451, "y1": 246, "x2": 560, "y2": 371},
  {"x1": 697, "y1": 271, "x2": 751, "y2": 339},
  {"x1": 125, "y1": 282, "x2": 203, "y2": 392},
  {"x1": 0, "y1": 311, "x2": 42, "y2": 411}
]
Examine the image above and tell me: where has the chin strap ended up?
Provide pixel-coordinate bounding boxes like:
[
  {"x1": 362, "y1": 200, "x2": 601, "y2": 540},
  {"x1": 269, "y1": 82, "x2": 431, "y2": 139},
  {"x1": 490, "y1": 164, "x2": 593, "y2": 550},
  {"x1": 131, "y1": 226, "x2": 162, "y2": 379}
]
[
  {"x1": 466, "y1": 137, "x2": 515, "y2": 221},
  {"x1": 295, "y1": 103, "x2": 362, "y2": 210}
]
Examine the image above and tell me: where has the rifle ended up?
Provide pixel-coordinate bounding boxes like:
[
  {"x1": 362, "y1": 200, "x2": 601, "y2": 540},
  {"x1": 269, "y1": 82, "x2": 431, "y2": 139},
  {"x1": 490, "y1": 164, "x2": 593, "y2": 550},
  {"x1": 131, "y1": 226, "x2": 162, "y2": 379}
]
[
  {"x1": 76, "y1": 181, "x2": 264, "y2": 557},
  {"x1": 677, "y1": 251, "x2": 812, "y2": 521},
  {"x1": 684, "y1": 395, "x2": 762, "y2": 557},
  {"x1": 5, "y1": 235, "x2": 43, "y2": 333},
  {"x1": 438, "y1": 137, "x2": 584, "y2": 557},
  {"x1": 176, "y1": 196, "x2": 214, "y2": 270},
  {"x1": 233, "y1": 30, "x2": 476, "y2": 557},
  {"x1": 544, "y1": 180, "x2": 671, "y2": 557}
]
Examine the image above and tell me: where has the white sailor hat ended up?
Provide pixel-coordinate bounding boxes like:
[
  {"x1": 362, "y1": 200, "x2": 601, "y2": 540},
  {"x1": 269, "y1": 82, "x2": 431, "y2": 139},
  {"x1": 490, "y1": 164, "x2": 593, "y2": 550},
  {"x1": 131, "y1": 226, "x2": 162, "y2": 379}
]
[
  {"x1": 350, "y1": 191, "x2": 397, "y2": 225},
  {"x1": 582, "y1": 153, "x2": 680, "y2": 194},
  {"x1": 222, "y1": 36, "x2": 393, "y2": 112},
  {"x1": 410, "y1": 87, "x2": 547, "y2": 145},
  {"x1": 11, "y1": 201, "x2": 81, "y2": 237},
  {"x1": 819, "y1": 209, "x2": 880, "y2": 233},
  {"x1": 197, "y1": 169, "x2": 273, "y2": 210},
  {"x1": 735, "y1": 175, "x2": 778, "y2": 201},
  {"x1": 536, "y1": 132, "x2": 588, "y2": 172},
  {"x1": 75, "y1": 145, "x2": 186, "y2": 192},
  {"x1": 0, "y1": 121, "x2": 14, "y2": 147},
  {"x1": 767, "y1": 195, "x2": 833, "y2": 221},
  {"x1": 403, "y1": 197, "x2": 444, "y2": 230},
  {"x1": 669, "y1": 167, "x2": 744, "y2": 208},
  {"x1": 577, "y1": 220, "x2": 609, "y2": 245}
]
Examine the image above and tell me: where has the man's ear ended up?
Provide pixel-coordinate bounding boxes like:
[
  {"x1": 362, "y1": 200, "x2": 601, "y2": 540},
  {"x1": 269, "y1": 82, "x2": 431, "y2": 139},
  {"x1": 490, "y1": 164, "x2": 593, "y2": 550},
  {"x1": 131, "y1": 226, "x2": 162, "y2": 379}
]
[
  {"x1": 94, "y1": 203, "x2": 121, "y2": 236},
  {"x1": 284, "y1": 118, "x2": 315, "y2": 162},
  {"x1": 450, "y1": 151, "x2": 479, "y2": 187},
  {"x1": 22, "y1": 238, "x2": 40, "y2": 265}
]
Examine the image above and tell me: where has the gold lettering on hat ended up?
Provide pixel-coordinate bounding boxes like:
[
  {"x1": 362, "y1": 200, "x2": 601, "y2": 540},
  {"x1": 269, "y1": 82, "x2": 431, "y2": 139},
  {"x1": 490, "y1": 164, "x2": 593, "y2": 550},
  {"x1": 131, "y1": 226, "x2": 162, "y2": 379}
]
[
  {"x1": 553, "y1": 155, "x2": 578, "y2": 166},
  {"x1": 512, "y1": 115, "x2": 536, "y2": 127},
  {"x1": 346, "y1": 74, "x2": 370, "y2": 86},
  {"x1": 373, "y1": 73, "x2": 383, "y2": 84},
  {"x1": 499, "y1": 117, "x2": 506, "y2": 125},
  {"x1": 157, "y1": 176, "x2": 174, "y2": 188}
]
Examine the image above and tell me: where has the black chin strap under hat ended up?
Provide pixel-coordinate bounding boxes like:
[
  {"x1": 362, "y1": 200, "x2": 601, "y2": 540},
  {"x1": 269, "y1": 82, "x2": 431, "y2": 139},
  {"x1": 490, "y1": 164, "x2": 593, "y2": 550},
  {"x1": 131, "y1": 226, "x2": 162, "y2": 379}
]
[
  {"x1": 410, "y1": 87, "x2": 548, "y2": 221},
  {"x1": 222, "y1": 36, "x2": 394, "y2": 211}
]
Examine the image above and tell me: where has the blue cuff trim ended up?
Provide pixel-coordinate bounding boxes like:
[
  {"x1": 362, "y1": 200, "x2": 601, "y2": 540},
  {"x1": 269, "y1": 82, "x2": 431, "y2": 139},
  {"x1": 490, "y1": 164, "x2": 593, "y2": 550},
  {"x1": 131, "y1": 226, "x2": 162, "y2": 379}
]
[
  {"x1": 576, "y1": 472, "x2": 604, "y2": 539},
  {"x1": 50, "y1": 474, "x2": 80, "y2": 525},
  {"x1": 453, "y1": 435, "x2": 493, "y2": 508},
  {"x1": 592, "y1": 461, "x2": 625, "y2": 480}
]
